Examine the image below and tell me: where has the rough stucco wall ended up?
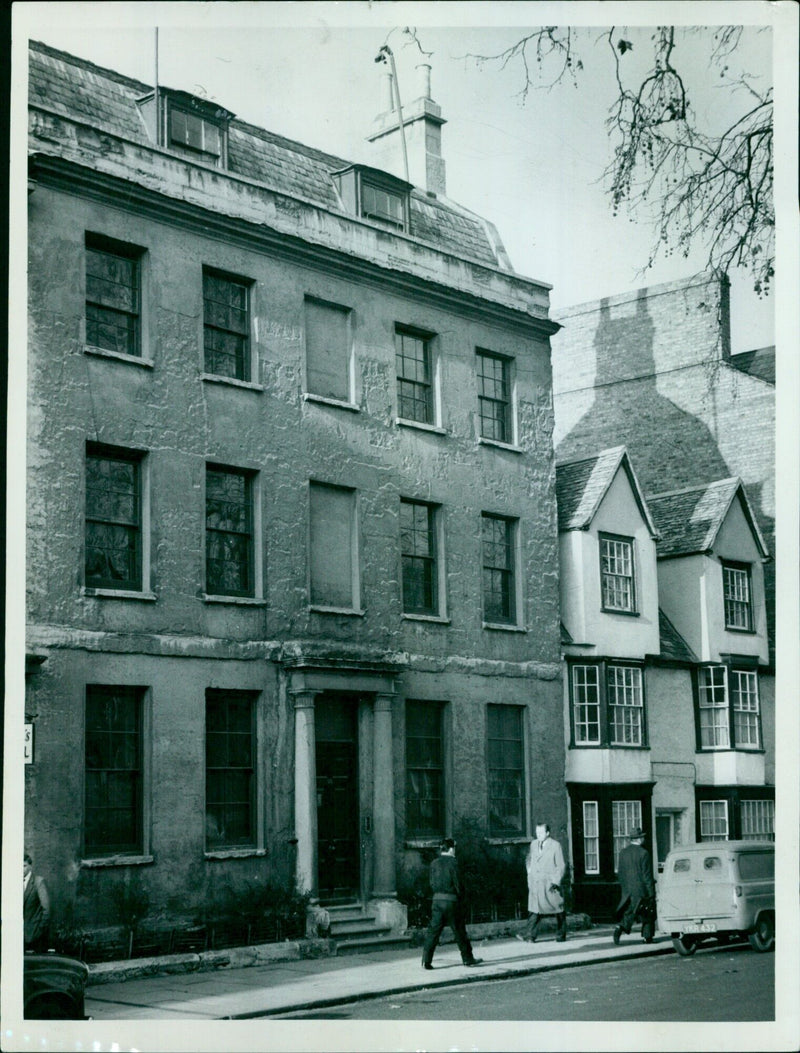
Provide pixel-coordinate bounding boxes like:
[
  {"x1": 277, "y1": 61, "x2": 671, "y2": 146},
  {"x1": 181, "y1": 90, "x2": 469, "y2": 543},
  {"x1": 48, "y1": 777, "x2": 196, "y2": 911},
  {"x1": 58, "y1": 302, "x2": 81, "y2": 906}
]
[{"x1": 26, "y1": 183, "x2": 564, "y2": 922}]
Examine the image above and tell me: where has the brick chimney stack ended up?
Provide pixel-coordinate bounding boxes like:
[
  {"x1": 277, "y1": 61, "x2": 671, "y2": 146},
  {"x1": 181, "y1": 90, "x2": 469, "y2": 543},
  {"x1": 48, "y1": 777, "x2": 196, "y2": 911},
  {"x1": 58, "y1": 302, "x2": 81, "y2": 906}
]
[{"x1": 367, "y1": 63, "x2": 447, "y2": 195}]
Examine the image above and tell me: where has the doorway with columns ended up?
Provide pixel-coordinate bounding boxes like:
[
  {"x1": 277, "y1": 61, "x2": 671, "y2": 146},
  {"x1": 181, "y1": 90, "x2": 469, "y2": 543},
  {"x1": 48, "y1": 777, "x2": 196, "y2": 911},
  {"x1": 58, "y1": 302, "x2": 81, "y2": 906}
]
[{"x1": 287, "y1": 660, "x2": 403, "y2": 923}]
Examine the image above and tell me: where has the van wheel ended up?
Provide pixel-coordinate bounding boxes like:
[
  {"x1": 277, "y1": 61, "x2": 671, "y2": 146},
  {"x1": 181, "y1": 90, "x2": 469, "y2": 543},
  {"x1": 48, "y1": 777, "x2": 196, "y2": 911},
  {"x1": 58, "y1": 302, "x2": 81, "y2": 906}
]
[
  {"x1": 672, "y1": 934, "x2": 697, "y2": 956},
  {"x1": 748, "y1": 914, "x2": 775, "y2": 953}
]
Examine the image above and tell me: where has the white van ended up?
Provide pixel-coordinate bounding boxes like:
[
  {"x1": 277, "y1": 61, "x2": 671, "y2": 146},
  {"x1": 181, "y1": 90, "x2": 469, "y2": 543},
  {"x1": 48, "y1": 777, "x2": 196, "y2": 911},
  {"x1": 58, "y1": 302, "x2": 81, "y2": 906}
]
[{"x1": 657, "y1": 840, "x2": 774, "y2": 956}]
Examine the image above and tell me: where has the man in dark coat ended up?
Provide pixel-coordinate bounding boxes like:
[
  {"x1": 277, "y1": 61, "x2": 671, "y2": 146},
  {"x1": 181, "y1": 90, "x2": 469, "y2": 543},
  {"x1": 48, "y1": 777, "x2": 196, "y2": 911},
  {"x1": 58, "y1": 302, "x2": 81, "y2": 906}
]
[
  {"x1": 421, "y1": 838, "x2": 483, "y2": 969},
  {"x1": 24, "y1": 852, "x2": 51, "y2": 952},
  {"x1": 614, "y1": 827, "x2": 656, "y2": 945}
]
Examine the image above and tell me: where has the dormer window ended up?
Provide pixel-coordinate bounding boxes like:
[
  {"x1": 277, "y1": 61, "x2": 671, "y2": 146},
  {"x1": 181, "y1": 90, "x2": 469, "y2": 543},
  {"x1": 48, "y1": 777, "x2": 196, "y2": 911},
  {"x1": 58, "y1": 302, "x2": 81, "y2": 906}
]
[
  {"x1": 599, "y1": 533, "x2": 636, "y2": 614},
  {"x1": 136, "y1": 88, "x2": 234, "y2": 169},
  {"x1": 169, "y1": 106, "x2": 221, "y2": 160},
  {"x1": 722, "y1": 561, "x2": 753, "y2": 632},
  {"x1": 332, "y1": 165, "x2": 411, "y2": 234}
]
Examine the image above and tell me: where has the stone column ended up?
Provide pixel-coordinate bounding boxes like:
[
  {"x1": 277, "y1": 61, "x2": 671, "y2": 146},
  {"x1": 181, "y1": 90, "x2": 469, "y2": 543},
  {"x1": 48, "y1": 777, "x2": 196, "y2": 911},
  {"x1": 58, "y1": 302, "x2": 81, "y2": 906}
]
[
  {"x1": 293, "y1": 690, "x2": 319, "y2": 903},
  {"x1": 372, "y1": 692, "x2": 397, "y2": 898}
]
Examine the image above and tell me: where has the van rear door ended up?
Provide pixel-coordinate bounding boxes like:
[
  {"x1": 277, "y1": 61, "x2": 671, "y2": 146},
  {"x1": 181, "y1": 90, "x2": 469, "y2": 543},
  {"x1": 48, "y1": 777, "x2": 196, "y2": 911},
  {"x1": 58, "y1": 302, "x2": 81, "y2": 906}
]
[
  {"x1": 658, "y1": 852, "x2": 697, "y2": 926},
  {"x1": 694, "y1": 851, "x2": 734, "y2": 921}
]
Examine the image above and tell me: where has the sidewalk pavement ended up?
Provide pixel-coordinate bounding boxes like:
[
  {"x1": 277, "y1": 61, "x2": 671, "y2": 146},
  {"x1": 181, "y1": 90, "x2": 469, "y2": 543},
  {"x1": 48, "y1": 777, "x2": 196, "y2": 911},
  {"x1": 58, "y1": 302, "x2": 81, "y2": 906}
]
[{"x1": 85, "y1": 927, "x2": 674, "y2": 1020}]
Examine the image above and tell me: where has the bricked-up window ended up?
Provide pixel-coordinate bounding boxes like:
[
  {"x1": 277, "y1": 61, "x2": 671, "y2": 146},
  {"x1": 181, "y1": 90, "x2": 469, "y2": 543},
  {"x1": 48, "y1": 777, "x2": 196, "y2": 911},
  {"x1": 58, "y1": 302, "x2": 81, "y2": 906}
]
[
  {"x1": 205, "y1": 690, "x2": 256, "y2": 849},
  {"x1": 85, "y1": 235, "x2": 141, "y2": 356},
  {"x1": 170, "y1": 106, "x2": 222, "y2": 159},
  {"x1": 599, "y1": 534, "x2": 636, "y2": 613},
  {"x1": 84, "y1": 686, "x2": 142, "y2": 856},
  {"x1": 203, "y1": 270, "x2": 250, "y2": 381},
  {"x1": 304, "y1": 298, "x2": 352, "y2": 402},
  {"x1": 309, "y1": 482, "x2": 358, "y2": 609},
  {"x1": 361, "y1": 181, "x2": 405, "y2": 230},
  {"x1": 482, "y1": 514, "x2": 516, "y2": 624},
  {"x1": 612, "y1": 800, "x2": 642, "y2": 872},
  {"x1": 396, "y1": 328, "x2": 433, "y2": 424},
  {"x1": 582, "y1": 801, "x2": 600, "y2": 875},
  {"x1": 723, "y1": 562, "x2": 753, "y2": 631},
  {"x1": 206, "y1": 466, "x2": 254, "y2": 597},
  {"x1": 697, "y1": 666, "x2": 761, "y2": 750},
  {"x1": 487, "y1": 704, "x2": 525, "y2": 837},
  {"x1": 405, "y1": 701, "x2": 445, "y2": 838},
  {"x1": 741, "y1": 799, "x2": 774, "y2": 841},
  {"x1": 477, "y1": 350, "x2": 511, "y2": 443},
  {"x1": 85, "y1": 446, "x2": 142, "y2": 590},
  {"x1": 401, "y1": 499, "x2": 437, "y2": 615},
  {"x1": 699, "y1": 799, "x2": 729, "y2": 841},
  {"x1": 608, "y1": 666, "x2": 644, "y2": 746}
]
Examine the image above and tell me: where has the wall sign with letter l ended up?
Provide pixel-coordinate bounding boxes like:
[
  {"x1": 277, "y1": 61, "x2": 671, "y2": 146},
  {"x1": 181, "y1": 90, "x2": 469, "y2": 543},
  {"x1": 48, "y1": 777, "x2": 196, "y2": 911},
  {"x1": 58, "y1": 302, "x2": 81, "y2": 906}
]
[{"x1": 24, "y1": 723, "x2": 34, "y2": 764}]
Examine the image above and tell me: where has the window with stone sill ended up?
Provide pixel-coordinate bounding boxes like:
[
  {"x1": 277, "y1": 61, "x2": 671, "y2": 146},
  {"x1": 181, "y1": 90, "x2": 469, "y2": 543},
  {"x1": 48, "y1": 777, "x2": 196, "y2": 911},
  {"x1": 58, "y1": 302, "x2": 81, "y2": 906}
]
[
  {"x1": 400, "y1": 498, "x2": 439, "y2": 616},
  {"x1": 405, "y1": 700, "x2": 445, "y2": 839},
  {"x1": 205, "y1": 689, "x2": 257, "y2": 850},
  {"x1": 85, "y1": 233, "x2": 143, "y2": 357},
  {"x1": 481, "y1": 513, "x2": 517, "y2": 625},
  {"x1": 84, "y1": 685, "x2": 144, "y2": 857},
  {"x1": 487, "y1": 704, "x2": 525, "y2": 838},
  {"x1": 203, "y1": 269, "x2": 251, "y2": 382},
  {"x1": 205, "y1": 465, "x2": 255, "y2": 598},
  {"x1": 396, "y1": 327, "x2": 435, "y2": 425},
  {"x1": 85, "y1": 444, "x2": 143, "y2": 592},
  {"x1": 477, "y1": 350, "x2": 512, "y2": 444}
]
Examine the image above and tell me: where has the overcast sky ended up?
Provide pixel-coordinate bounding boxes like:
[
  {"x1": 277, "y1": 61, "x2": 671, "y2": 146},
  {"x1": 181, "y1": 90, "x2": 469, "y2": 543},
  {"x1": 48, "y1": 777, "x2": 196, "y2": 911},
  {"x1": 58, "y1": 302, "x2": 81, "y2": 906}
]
[{"x1": 17, "y1": 1, "x2": 778, "y2": 351}]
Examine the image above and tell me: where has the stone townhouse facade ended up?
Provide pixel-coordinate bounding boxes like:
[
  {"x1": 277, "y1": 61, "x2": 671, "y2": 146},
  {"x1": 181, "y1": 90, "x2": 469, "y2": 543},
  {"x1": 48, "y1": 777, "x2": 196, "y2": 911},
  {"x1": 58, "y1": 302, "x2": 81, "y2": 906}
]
[
  {"x1": 556, "y1": 447, "x2": 774, "y2": 920},
  {"x1": 24, "y1": 42, "x2": 565, "y2": 934}
]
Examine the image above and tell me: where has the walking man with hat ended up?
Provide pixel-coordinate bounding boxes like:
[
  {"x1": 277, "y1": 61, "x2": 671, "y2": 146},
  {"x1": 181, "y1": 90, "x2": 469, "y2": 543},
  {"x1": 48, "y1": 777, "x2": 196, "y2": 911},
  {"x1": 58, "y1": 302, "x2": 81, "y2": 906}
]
[{"x1": 614, "y1": 826, "x2": 655, "y2": 945}]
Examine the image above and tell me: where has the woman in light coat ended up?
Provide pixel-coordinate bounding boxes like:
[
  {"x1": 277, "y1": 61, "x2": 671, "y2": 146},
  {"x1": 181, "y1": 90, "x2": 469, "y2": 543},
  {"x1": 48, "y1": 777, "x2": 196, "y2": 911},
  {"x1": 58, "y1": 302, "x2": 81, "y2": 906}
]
[{"x1": 517, "y1": 822, "x2": 567, "y2": 943}]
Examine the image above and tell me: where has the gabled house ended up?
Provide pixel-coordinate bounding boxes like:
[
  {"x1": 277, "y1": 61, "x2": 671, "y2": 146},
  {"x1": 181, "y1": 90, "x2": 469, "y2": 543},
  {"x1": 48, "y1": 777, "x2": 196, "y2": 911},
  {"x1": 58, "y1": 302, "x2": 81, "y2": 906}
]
[
  {"x1": 648, "y1": 479, "x2": 774, "y2": 844},
  {"x1": 556, "y1": 447, "x2": 663, "y2": 916},
  {"x1": 556, "y1": 452, "x2": 775, "y2": 920}
]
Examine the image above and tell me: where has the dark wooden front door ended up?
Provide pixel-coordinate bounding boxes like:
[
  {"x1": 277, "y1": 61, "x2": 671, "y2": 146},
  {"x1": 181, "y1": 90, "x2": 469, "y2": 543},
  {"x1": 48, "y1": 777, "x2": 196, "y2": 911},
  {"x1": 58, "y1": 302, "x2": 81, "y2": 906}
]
[{"x1": 316, "y1": 695, "x2": 359, "y2": 902}]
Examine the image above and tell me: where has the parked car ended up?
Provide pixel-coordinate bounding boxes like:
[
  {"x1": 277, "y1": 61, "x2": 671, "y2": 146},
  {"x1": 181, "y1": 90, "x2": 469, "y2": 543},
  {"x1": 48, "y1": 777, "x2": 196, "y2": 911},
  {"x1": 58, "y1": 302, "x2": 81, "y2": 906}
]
[
  {"x1": 657, "y1": 840, "x2": 774, "y2": 956},
  {"x1": 23, "y1": 952, "x2": 89, "y2": 1019}
]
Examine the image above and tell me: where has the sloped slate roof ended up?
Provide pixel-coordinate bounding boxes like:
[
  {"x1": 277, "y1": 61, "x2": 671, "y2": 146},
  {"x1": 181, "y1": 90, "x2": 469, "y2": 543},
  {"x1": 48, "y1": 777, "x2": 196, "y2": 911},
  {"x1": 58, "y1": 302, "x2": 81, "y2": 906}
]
[
  {"x1": 647, "y1": 478, "x2": 768, "y2": 558},
  {"x1": 29, "y1": 41, "x2": 501, "y2": 267},
  {"x1": 730, "y1": 347, "x2": 776, "y2": 385},
  {"x1": 658, "y1": 609, "x2": 697, "y2": 663},
  {"x1": 555, "y1": 446, "x2": 657, "y2": 535}
]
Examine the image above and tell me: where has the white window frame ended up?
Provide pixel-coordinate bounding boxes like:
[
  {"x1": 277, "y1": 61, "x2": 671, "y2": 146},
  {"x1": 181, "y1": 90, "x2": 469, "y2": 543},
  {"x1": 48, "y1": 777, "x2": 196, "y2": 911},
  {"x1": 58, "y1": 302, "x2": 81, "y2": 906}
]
[
  {"x1": 612, "y1": 800, "x2": 642, "y2": 872},
  {"x1": 699, "y1": 799, "x2": 729, "y2": 841},
  {"x1": 600, "y1": 534, "x2": 636, "y2": 613},
  {"x1": 608, "y1": 665, "x2": 644, "y2": 746},
  {"x1": 741, "y1": 799, "x2": 774, "y2": 841},
  {"x1": 582, "y1": 800, "x2": 600, "y2": 875},
  {"x1": 698, "y1": 665, "x2": 730, "y2": 748},
  {"x1": 572, "y1": 665, "x2": 601, "y2": 745},
  {"x1": 722, "y1": 562, "x2": 753, "y2": 631},
  {"x1": 731, "y1": 669, "x2": 761, "y2": 749}
]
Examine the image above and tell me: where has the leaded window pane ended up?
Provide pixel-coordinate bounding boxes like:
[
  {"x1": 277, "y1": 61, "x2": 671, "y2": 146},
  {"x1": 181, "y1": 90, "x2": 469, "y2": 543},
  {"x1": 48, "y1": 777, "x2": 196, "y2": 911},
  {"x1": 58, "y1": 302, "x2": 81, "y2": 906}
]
[
  {"x1": 741, "y1": 799, "x2": 774, "y2": 840},
  {"x1": 206, "y1": 467, "x2": 253, "y2": 596},
  {"x1": 86, "y1": 245, "x2": 140, "y2": 356},
  {"x1": 203, "y1": 272, "x2": 250, "y2": 380},
  {"x1": 85, "y1": 450, "x2": 141, "y2": 590}
]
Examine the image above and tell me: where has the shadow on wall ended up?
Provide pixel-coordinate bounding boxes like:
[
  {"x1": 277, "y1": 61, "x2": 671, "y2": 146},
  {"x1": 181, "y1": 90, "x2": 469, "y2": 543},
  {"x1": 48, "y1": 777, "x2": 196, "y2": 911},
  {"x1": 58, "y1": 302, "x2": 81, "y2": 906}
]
[
  {"x1": 556, "y1": 288, "x2": 775, "y2": 655},
  {"x1": 556, "y1": 289, "x2": 732, "y2": 493}
]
